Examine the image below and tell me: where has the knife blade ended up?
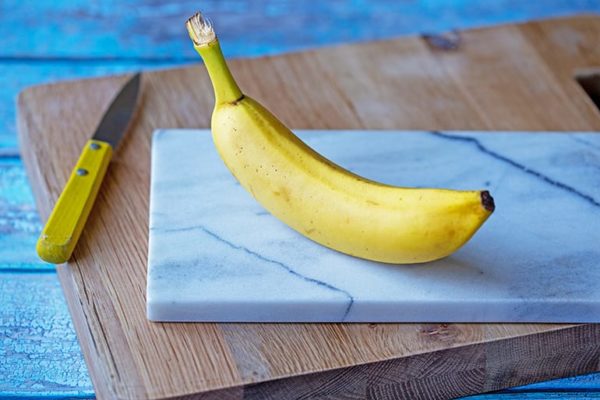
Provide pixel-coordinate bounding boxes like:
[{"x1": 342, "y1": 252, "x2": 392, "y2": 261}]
[{"x1": 36, "y1": 73, "x2": 142, "y2": 264}]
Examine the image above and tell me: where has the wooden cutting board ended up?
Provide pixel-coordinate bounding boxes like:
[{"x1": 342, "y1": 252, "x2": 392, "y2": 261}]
[{"x1": 18, "y1": 16, "x2": 600, "y2": 400}]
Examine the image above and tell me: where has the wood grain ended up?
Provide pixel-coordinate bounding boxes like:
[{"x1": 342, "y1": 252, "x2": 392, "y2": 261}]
[{"x1": 17, "y1": 16, "x2": 600, "y2": 400}]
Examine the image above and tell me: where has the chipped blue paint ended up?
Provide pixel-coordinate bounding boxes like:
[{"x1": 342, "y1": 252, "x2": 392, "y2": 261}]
[
  {"x1": 507, "y1": 373, "x2": 600, "y2": 391},
  {"x1": 0, "y1": 156, "x2": 46, "y2": 271},
  {"x1": 1, "y1": 0, "x2": 600, "y2": 398},
  {"x1": 1, "y1": 0, "x2": 599, "y2": 60},
  {"x1": 0, "y1": 273, "x2": 94, "y2": 397},
  {"x1": 466, "y1": 393, "x2": 600, "y2": 399}
]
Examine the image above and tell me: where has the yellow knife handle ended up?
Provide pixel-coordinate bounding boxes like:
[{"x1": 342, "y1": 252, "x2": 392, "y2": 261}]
[{"x1": 36, "y1": 139, "x2": 113, "y2": 264}]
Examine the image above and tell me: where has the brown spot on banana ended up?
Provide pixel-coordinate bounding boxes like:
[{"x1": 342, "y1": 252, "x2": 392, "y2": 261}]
[{"x1": 273, "y1": 187, "x2": 291, "y2": 203}]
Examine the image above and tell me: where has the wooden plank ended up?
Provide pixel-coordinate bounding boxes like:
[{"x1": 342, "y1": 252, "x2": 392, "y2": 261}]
[
  {"x1": 0, "y1": 156, "x2": 46, "y2": 271},
  {"x1": 17, "y1": 16, "x2": 600, "y2": 399},
  {"x1": 2, "y1": 0, "x2": 599, "y2": 58},
  {"x1": 0, "y1": 272, "x2": 94, "y2": 397}
]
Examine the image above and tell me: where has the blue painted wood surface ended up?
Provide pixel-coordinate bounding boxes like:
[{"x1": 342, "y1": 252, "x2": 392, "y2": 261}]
[
  {"x1": 0, "y1": 273, "x2": 93, "y2": 397},
  {"x1": 467, "y1": 394, "x2": 600, "y2": 399},
  {"x1": 1, "y1": 1, "x2": 600, "y2": 398}
]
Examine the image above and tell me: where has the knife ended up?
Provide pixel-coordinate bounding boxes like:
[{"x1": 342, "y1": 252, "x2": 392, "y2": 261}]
[{"x1": 36, "y1": 73, "x2": 142, "y2": 264}]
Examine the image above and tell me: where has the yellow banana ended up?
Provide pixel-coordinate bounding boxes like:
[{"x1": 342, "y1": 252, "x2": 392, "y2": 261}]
[{"x1": 186, "y1": 12, "x2": 495, "y2": 264}]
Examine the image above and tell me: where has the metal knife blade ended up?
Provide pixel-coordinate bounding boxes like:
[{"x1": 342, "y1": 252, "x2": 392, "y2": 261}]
[{"x1": 93, "y1": 72, "x2": 141, "y2": 148}]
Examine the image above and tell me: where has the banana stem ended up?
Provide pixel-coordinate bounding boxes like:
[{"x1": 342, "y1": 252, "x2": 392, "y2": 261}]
[
  {"x1": 186, "y1": 12, "x2": 242, "y2": 104},
  {"x1": 195, "y1": 41, "x2": 243, "y2": 104}
]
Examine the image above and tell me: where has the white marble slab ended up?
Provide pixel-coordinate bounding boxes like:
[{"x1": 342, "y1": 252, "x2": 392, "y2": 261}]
[{"x1": 147, "y1": 130, "x2": 600, "y2": 322}]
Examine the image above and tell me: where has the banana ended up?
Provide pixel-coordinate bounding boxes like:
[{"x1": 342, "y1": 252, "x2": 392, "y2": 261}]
[{"x1": 186, "y1": 13, "x2": 495, "y2": 264}]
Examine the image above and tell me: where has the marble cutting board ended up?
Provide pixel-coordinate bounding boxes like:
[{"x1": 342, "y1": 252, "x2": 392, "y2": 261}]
[{"x1": 147, "y1": 130, "x2": 600, "y2": 323}]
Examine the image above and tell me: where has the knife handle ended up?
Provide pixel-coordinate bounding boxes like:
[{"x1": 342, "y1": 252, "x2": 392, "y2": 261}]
[{"x1": 36, "y1": 139, "x2": 113, "y2": 264}]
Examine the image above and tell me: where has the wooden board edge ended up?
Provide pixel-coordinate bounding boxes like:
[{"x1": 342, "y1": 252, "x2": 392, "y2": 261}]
[
  {"x1": 17, "y1": 88, "x2": 51, "y2": 219},
  {"x1": 162, "y1": 324, "x2": 600, "y2": 400},
  {"x1": 56, "y1": 267, "x2": 120, "y2": 399}
]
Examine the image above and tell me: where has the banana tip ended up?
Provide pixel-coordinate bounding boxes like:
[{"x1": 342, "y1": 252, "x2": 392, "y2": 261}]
[{"x1": 481, "y1": 190, "x2": 495, "y2": 212}]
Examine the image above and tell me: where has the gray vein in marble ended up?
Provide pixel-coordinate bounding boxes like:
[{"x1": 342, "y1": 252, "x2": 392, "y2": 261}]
[
  {"x1": 430, "y1": 131, "x2": 600, "y2": 207},
  {"x1": 152, "y1": 224, "x2": 354, "y2": 321},
  {"x1": 570, "y1": 134, "x2": 600, "y2": 151}
]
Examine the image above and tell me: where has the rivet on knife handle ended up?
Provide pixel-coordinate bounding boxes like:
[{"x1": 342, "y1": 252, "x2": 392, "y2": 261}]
[{"x1": 36, "y1": 139, "x2": 113, "y2": 263}]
